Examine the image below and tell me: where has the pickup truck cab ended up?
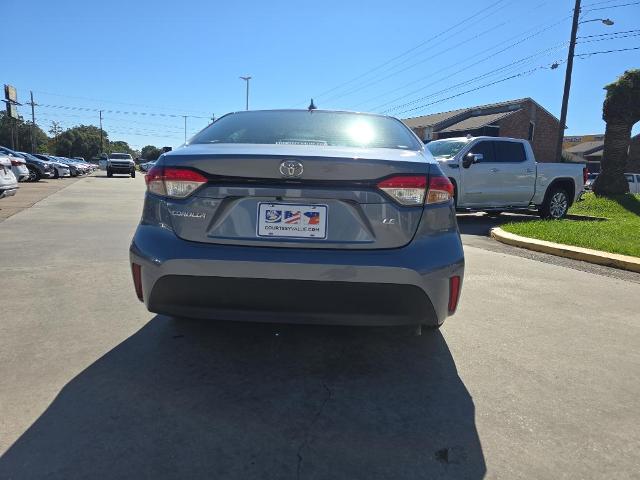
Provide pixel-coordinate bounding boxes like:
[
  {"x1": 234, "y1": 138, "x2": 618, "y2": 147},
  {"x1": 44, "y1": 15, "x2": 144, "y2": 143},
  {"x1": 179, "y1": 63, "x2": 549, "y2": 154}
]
[
  {"x1": 427, "y1": 136, "x2": 586, "y2": 219},
  {"x1": 103, "y1": 153, "x2": 136, "y2": 178}
]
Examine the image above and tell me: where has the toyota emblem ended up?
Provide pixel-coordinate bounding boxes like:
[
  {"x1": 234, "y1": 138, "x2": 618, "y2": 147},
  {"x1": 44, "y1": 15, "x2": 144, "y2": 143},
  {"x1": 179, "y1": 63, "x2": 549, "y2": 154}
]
[{"x1": 279, "y1": 160, "x2": 304, "y2": 178}]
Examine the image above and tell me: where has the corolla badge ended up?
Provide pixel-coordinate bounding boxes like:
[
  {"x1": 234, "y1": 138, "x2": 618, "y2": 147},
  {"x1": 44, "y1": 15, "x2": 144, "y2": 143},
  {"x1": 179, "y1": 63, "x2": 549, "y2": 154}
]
[
  {"x1": 279, "y1": 160, "x2": 304, "y2": 178},
  {"x1": 169, "y1": 210, "x2": 206, "y2": 219}
]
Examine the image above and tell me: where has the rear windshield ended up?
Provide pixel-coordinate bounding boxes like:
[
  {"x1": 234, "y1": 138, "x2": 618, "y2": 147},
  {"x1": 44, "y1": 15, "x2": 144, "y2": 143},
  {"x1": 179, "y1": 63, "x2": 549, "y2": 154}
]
[
  {"x1": 189, "y1": 111, "x2": 421, "y2": 150},
  {"x1": 109, "y1": 153, "x2": 132, "y2": 159}
]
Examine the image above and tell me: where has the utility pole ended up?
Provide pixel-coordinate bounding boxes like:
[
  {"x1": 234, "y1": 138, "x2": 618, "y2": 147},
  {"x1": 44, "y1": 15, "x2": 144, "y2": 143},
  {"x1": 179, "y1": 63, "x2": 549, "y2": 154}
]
[
  {"x1": 25, "y1": 91, "x2": 38, "y2": 153},
  {"x1": 240, "y1": 76, "x2": 252, "y2": 110},
  {"x1": 555, "y1": 0, "x2": 581, "y2": 162},
  {"x1": 554, "y1": 3, "x2": 614, "y2": 163},
  {"x1": 99, "y1": 110, "x2": 104, "y2": 155},
  {"x1": 182, "y1": 115, "x2": 187, "y2": 143}
]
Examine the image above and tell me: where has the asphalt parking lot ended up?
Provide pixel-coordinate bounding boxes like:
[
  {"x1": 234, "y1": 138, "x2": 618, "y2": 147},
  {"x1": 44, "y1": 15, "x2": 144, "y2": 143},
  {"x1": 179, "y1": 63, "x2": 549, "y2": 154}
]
[
  {"x1": 0, "y1": 176, "x2": 82, "y2": 221},
  {"x1": 0, "y1": 175, "x2": 639, "y2": 479}
]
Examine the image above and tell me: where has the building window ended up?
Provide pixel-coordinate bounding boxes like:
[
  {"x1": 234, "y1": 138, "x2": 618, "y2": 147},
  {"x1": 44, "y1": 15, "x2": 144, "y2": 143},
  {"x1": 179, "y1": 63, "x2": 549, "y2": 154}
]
[{"x1": 528, "y1": 121, "x2": 535, "y2": 141}]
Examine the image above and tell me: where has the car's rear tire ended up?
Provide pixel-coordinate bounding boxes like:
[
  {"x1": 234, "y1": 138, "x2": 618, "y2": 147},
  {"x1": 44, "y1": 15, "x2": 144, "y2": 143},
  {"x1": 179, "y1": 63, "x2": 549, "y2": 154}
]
[{"x1": 540, "y1": 187, "x2": 569, "y2": 219}]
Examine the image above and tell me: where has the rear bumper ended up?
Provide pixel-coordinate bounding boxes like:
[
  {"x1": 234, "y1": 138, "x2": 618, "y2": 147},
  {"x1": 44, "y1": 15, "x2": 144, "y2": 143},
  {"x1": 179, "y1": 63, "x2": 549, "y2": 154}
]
[
  {"x1": 0, "y1": 186, "x2": 18, "y2": 199},
  {"x1": 130, "y1": 224, "x2": 464, "y2": 326}
]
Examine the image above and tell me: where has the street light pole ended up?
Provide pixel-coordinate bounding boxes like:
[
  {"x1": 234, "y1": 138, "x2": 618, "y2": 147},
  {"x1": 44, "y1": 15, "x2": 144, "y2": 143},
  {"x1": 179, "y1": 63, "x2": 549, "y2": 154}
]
[
  {"x1": 555, "y1": 0, "x2": 581, "y2": 162},
  {"x1": 240, "y1": 76, "x2": 252, "y2": 110},
  {"x1": 555, "y1": 0, "x2": 614, "y2": 162},
  {"x1": 99, "y1": 110, "x2": 104, "y2": 155},
  {"x1": 182, "y1": 115, "x2": 187, "y2": 143}
]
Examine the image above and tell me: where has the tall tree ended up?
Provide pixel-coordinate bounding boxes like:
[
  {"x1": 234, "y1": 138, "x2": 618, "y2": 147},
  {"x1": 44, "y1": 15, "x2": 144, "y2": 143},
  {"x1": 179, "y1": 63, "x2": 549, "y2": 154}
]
[
  {"x1": 109, "y1": 140, "x2": 135, "y2": 156},
  {"x1": 0, "y1": 112, "x2": 49, "y2": 153},
  {"x1": 141, "y1": 145, "x2": 162, "y2": 160},
  {"x1": 592, "y1": 69, "x2": 640, "y2": 196},
  {"x1": 51, "y1": 125, "x2": 108, "y2": 160}
]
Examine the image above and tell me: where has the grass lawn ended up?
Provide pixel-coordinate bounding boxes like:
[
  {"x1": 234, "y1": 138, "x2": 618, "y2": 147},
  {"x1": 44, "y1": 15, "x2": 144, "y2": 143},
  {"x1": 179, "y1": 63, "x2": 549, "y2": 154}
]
[{"x1": 501, "y1": 193, "x2": 640, "y2": 258}]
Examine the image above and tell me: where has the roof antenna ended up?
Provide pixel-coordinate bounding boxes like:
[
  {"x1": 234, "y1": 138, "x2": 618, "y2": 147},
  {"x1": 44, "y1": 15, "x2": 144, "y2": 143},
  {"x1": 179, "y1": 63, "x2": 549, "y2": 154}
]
[{"x1": 308, "y1": 98, "x2": 317, "y2": 111}]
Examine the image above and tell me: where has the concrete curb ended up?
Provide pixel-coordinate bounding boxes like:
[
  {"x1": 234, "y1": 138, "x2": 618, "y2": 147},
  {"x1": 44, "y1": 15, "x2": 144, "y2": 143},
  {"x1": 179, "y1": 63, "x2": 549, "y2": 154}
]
[{"x1": 490, "y1": 227, "x2": 640, "y2": 273}]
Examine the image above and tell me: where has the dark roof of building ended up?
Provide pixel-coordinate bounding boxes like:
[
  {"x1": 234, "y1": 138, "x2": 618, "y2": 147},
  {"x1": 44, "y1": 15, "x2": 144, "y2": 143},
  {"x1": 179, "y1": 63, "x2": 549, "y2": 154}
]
[
  {"x1": 438, "y1": 110, "x2": 519, "y2": 133},
  {"x1": 402, "y1": 107, "x2": 469, "y2": 128},
  {"x1": 402, "y1": 97, "x2": 547, "y2": 129},
  {"x1": 565, "y1": 140, "x2": 604, "y2": 155}
]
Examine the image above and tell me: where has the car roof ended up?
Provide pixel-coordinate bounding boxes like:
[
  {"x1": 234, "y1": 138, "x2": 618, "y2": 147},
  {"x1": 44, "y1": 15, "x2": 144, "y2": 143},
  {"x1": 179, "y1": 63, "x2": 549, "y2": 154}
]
[{"x1": 219, "y1": 108, "x2": 400, "y2": 121}]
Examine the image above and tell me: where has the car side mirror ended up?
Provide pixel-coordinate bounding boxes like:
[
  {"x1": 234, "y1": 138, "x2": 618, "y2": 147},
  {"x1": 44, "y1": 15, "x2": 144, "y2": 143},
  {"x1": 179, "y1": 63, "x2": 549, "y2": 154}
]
[{"x1": 463, "y1": 153, "x2": 482, "y2": 168}]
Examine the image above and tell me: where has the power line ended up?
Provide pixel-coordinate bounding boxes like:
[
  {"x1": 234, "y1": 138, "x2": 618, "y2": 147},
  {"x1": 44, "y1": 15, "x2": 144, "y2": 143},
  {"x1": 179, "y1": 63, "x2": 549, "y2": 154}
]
[
  {"x1": 575, "y1": 45, "x2": 640, "y2": 56},
  {"x1": 301, "y1": 0, "x2": 510, "y2": 103},
  {"x1": 36, "y1": 103, "x2": 209, "y2": 119},
  {"x1": 582, "y1": 0, "x2": 640, "y2": 11},
  {"x1": 582, "y1": 0, "x2": 627, "y2": 6},
  {"x1": 31, "y1": 90, "x2": 211, "y2": 115},
  {"x1": 360, "y1": 15, "x2": 572, "y2": 112},
  {"x1": 394, "y1": 66, "x2": 546, "y2": 116},
  {"x1": 577, "y1": 32, "x2": 640, "y2": 42},
  {"x1": 577, "y1": 28, "x2": 640, "y2": 38},
  {"x1": 322, "y1": 18, "x2": 509, "y2": 105},
  {"x1": 381, "y1": 43, "x2": 567, "y2": 114}
]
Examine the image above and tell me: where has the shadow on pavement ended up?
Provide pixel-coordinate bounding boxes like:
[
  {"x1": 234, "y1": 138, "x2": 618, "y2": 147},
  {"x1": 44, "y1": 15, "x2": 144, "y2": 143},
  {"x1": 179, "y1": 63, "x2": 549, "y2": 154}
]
[
  {"x1": 91, "y1": 174, "x2": 136, "y2": 179},
  {"x1": 457, "y1": 212, "x2": 537, "y2": 237},
  {"x1": 0, "y1": 317, "x2": 485, "y2": 480}
]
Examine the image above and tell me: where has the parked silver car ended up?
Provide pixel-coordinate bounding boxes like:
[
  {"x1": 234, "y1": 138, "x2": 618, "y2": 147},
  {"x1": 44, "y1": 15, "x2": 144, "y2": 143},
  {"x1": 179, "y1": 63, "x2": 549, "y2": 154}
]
[
  {"x1": 0, "y1": 155, "x2": 19, "y2": 199},
  {"x1": 130, "y1": 110, "x2": 464, "y2": 329}
]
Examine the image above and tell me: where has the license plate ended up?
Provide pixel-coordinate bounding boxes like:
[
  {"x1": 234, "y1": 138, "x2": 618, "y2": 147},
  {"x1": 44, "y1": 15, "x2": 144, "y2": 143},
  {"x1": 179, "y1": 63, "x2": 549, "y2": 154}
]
[{"x1": 257, "y1": 203, "x2": 327, "y2": 239}]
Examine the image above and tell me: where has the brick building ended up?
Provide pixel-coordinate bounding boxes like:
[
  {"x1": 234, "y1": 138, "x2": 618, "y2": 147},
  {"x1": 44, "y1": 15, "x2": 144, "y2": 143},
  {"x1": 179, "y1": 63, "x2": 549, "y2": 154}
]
[{"x1": 402, "y1": 98, "x2": 560, "y2": 162}]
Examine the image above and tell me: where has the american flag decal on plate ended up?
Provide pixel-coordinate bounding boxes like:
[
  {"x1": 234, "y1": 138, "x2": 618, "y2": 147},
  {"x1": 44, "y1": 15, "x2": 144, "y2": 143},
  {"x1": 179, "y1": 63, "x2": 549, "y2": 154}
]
[
  {"x1": 257, "y1": 203, "x2": 328, "y2": 239},
  {"x1": 284, "y1": 210, "x2": 301, "y2": 224}
]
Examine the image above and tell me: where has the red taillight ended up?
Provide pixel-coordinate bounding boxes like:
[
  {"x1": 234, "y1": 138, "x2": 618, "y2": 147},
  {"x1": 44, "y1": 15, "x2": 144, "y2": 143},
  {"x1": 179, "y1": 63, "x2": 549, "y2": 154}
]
[
  {"x1": 426, "y1": 175, "x2": 454, "y2": 204},
  {"x1": 10, "y1": 159, "x2": 23, "y2": 166},
  {"x1": 145, "y1": 166, "x2": 207, "y2": 198},
  {"x1": 131, "y1": 263, "x2": 143, "y2": 302},
  {"x1": 377, "y1": 175, "x2": 427, "y2": 205},
  {"x1": 448, "y1": 275, "x2": 461, "y2": 314},
  {"x1": 583, "y1": 167, "x2": 588, "y2": 185}
]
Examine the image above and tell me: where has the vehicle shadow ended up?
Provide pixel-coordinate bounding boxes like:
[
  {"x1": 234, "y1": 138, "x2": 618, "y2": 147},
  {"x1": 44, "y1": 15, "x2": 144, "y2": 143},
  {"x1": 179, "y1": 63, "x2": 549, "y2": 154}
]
[
  {"x1": 457, "y1": 212, "x2": 537, "y2": 236},
  {"x1": 92, "y1": 174, "x2": 136, "y2": 179},
  {"x1": 0, "y1": 316, "x2": 485, "y2": 480}
]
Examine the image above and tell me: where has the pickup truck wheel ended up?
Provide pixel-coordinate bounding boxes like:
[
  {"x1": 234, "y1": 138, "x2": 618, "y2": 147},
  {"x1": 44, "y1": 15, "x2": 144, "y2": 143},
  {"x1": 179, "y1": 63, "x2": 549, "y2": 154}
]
[
  {"x1": 540, "y1": 187, "x2": 569, "y2": 219},
  {"x1": 131, "y1": 170, "x2": 136, "y2": 178},
  {"x1": 107, "y1": 169, "x2": 113, "y2": 178}
]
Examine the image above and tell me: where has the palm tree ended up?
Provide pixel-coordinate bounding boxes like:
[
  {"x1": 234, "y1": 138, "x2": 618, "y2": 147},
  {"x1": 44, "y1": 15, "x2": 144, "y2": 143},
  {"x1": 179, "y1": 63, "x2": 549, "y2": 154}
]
[{"x1": 592, "y1": 69, "x2": 640, "y2": 196}]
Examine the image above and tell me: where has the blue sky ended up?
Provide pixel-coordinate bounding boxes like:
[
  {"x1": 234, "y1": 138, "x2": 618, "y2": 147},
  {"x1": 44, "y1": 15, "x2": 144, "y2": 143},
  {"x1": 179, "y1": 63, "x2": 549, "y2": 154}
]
[{"x1": 5, "y1": 0, "x2": 640, "y2": 150}]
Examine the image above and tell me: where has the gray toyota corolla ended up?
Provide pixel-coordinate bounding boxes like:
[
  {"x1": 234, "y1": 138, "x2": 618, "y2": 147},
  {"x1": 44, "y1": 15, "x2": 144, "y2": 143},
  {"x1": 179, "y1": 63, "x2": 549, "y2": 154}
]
[{"x1": 130, "y1": 109, "x2": 464, "y2": 328}]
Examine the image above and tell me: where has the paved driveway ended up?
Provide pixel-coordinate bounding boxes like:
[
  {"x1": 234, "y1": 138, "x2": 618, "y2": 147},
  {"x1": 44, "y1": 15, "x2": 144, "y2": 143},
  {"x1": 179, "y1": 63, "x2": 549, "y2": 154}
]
[{"x1": 0, "y1": 175, "x2": 638, "y2": 479}]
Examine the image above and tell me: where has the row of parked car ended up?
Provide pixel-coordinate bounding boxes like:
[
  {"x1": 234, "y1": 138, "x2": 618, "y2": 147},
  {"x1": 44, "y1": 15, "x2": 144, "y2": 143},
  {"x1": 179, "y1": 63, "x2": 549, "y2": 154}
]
[
  {"x1": 584, "y1": 172, "x2": 640, "y2": 193},
  {"x1": 0, "y1": 145, "x2": 98, "y2": 200}
]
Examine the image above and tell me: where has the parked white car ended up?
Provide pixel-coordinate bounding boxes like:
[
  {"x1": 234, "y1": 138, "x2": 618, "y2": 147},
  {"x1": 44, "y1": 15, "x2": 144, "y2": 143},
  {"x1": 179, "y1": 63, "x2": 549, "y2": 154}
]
[
  {"x1": 9, "y1": 155, "x2": 29, "y2": 182},
  {"x1": 0, "y1": 155, "x2": 18, "y2": 199},
  {"x1": 427, "y1": 136, "x2": 586, "y2": 219},
  {"x1": 626, "y1": 173, "x2": 640, "y2": 194}
]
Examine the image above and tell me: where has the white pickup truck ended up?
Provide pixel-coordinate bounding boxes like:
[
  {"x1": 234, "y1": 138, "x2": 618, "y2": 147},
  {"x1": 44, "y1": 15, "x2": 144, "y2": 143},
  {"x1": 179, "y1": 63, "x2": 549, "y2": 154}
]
[{"x1": 426, "y1": 136, "x2": 586, "y2": 219}]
